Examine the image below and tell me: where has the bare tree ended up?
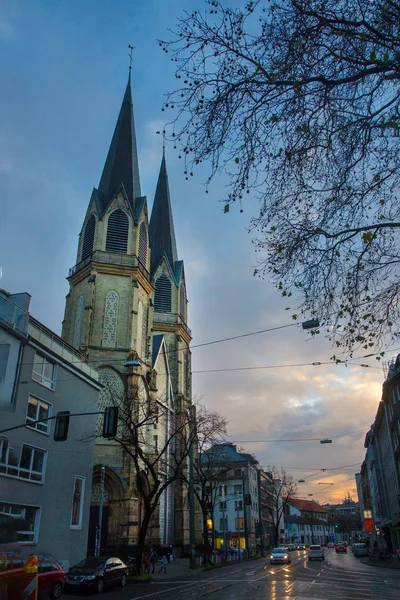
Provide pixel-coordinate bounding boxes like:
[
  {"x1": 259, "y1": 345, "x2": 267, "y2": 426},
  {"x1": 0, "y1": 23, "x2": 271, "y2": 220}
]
[
  {"x1": 108, "y1": 383, "x2": 192, "y2": 575},
  {"x1": 266, "y1": 468, "x2": 298, "y2": 547},
  {"x1": 185, "y1": 405, "x2": 228, "y2": 563},
  {"x1": 161, "y1": 0, "x2": 400, "y2": 356}
]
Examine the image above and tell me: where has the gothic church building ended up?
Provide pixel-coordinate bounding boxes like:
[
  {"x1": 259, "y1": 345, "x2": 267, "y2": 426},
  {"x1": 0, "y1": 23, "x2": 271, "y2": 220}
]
[{"x1": 61, "y1": 72, "x2": 192, "y2": 552}]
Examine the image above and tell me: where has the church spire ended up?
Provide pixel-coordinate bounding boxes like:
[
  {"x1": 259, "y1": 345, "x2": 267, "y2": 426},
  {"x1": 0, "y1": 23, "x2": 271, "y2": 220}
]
[
  {"x1": 97, "y1": 71, "x2": 141, "y2": 215},
  {"x1": 150, "y1": 149, "x2": 179, "y2": 277}
]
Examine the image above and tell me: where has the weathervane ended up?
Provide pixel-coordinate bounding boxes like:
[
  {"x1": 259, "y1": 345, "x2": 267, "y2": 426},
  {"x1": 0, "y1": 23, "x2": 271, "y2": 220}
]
[{"x1": 128, "y1": 44, "x2": 135, "y2": 71}]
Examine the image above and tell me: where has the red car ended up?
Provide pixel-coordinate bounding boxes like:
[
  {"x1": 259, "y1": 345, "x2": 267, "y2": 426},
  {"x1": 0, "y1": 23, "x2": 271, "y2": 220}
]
[
  {"x1": 0, "y1": 557, "x2": 65, "y2": 599},
  {"x1": 37, "y1": 560, "x2": 65, "y2": 598}
]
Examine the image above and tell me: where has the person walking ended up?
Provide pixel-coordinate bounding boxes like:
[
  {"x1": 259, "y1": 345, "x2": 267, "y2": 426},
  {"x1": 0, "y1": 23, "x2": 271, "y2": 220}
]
[
  {"x1": 167, "y1": 544, "x2": 173, "y2": 563},
  {"x1": 158, "y1": 555, "x2": 167, "y2": 574},
  {"x1": 149, "y1": 548, "x2": 158, "y2": 574}
]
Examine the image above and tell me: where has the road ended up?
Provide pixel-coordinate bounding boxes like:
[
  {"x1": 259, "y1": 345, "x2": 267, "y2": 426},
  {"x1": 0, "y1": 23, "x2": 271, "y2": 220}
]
[{"x1": 66, "y1": 548, "x2": 400, "y2": 600}]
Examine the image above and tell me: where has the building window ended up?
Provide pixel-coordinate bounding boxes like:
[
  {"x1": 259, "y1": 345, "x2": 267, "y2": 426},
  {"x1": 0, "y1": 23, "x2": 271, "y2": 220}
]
[
  {"x1": 138, "y1": 222, "x2": 148, "y2": 267},
  {"x1": 219, "y1": 517, "x2": 228, "y2": 531},
  {"x1": 234, "y1": 484, "x2": 242, "y2": 495},
  {"x1": 82, "y1": 214, "x2": 96, "y2": 260},
  {"x1": 97, "y1": 368, "x2": 124, "y2": 434},
  {"x1": 32, "y1": 354, "x2": 56, "y2": 390},
  {"x1": 0, "y1": 440, "x2": 47, "y2": 484},
  {"x1": 72, "y1": 294, "x2": 85, "y2": 350},
  {"x1": 219, "y1": 485, "x2": 228, "y2": 496},
  {"x1": 26, "y1": 396, "x2": 51, "y2": 434},
  {"x1": 153, "y1": 435, "x2": 158, "y2": 453},
  {"x1": 19, "y1": 445, "x2": 47, "y2": 483},
  {"x1": 0, "y1": 344, "x2": 10, "y2": 383},
  {"x1": 179, "y1": 284, "x2": 186, "y2": 322},
  {"x1": 154, "y1": 275, "x2": 172, "y2": 312},
  {"x1": 234, "y1": 500, "x2": 243, "y2": 511},
  {"x1": 103, "y1": 290, "x2": 119, "y2": 347},
  {"x1": 0, "y1": 502, "x2": 41, "y2": 543},
  {"x1": 106, "y1": 209, "x2": 129, "y2": 253},
  {"x1": 219, "y1": 501, "x2": 227, "y2": 511},
  {"x1": 70, "y1": 476, "x2": 85, "y2": 529},
  {"x1": 235, "y1": 518, "x2": 244, "y2": 530}
]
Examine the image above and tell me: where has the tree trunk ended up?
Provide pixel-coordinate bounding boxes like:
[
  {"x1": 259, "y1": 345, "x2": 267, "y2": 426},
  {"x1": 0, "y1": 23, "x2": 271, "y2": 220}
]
[
  {"x1": 274, "y1": 524, "x2": 279, "y2": 548},
  {"x1": 135, "y1": 511, "x2": 151, "y2": 576}
]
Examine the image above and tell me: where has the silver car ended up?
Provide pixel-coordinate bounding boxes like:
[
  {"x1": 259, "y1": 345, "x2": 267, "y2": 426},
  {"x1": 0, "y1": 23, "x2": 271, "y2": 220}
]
[
  {"x1": 270, "y1": 547, "x2": 291, "y2": 564},
  {"x1": 353, "y1": 543, "x2": 369, "y2": 557}
]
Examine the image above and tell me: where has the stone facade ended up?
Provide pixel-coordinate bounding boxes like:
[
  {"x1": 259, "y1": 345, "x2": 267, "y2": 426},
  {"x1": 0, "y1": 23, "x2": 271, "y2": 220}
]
[{"x1": 61, "y1": 75, "x2": 192, "y2": 553}]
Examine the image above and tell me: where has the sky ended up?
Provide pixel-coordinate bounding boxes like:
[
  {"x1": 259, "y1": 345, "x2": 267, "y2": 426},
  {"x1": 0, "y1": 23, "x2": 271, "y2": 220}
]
[{"x1": 0, "y1": 0, "x2": 391, "y2": 505}]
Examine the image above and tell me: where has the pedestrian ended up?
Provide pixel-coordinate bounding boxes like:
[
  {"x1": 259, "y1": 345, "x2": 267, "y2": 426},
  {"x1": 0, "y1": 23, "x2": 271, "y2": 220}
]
[
  {"x1": 167, "y1": 543, "x2": 173, "y2": 563},
  {"x1": 143, "y1": 554, "x2": 150, "y2": 574},
  {"x1": 158, "y1": 555, "x2": 167, "y2": 574},
  {"x1": 149, "y1": 548, "x2": 158, "y2": 574}
]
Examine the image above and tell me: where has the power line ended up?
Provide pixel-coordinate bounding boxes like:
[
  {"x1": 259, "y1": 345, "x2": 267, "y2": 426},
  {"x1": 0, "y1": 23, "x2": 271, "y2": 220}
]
[{"x1": 229, "y1": 427, "x2": 368, "y2": 443}]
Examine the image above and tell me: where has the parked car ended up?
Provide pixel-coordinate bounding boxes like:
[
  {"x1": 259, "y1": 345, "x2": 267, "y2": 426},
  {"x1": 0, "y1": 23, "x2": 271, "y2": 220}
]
[
  {"x1": 64, "y1": 557, "x2": 128, "y2": 593},
  {"x1": 0, "y1": 557, "x2": 65, "y2": 599},
  {"x1": 37, "y1": 560, "x2": 66, "y2": 599},
  {"x1": 308, "y1": 545, "x2": 325, "y2": 561},
  {"x1": 353, "y1": 543, "x2": 369, "y2": 558},
  {"x1": 270, "y1": 548, "x2": 291, "y2": 565},
  {"x1": 335, "y1": 542, "x2": 347, "y2": 553}
]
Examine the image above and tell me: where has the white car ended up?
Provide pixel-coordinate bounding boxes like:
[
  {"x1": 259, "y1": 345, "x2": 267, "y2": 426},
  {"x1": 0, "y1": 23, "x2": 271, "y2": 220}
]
[
  {"x1": 270, "y1": 548, "x2": 291, "y2": 564},
  {"x1": 308, "y1": 544, "x2": 325, "y2": 561}
]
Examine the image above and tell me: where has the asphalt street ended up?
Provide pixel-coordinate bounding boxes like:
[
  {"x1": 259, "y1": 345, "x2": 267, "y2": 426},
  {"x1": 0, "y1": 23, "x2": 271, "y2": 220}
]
[{"x1": 65, "y1": 548, "x2": 400, "y2": 600}]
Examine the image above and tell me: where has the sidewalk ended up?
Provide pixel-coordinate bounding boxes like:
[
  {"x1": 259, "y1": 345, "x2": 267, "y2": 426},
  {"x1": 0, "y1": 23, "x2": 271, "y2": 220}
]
[{"x1": 359, "y1": 556, "x2": 400, "y2": 570}]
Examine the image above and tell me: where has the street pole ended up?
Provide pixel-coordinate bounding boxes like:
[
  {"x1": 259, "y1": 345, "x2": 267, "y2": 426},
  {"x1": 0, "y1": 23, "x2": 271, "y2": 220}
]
[
  {"x1": 189, "y1": 430, "x2": 196, "y2": 568},
  {"x1": 95, "y1": 465, "x2": 105, "y2": 558},
  {"x1": 242, "y1": 469, "x2": 249, "y2": 558},
  {"x1": 222, "y1": 494, "x2": 227, "y2": 559},
  {"x1": 236, "y1": 498, "x2": 241, "y2": 560}
]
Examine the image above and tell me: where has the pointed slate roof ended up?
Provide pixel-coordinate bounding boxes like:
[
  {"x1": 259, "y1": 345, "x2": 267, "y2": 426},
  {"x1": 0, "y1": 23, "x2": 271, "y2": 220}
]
[
  {"x1": 149, "y1": 151, "x2": 179, "y2": 278},
  {"x1": 97, "y1": 72, "x2": 141, "y2": 216}
]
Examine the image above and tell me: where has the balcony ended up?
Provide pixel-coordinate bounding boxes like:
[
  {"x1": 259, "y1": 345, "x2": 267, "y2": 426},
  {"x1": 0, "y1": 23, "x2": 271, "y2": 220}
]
[
  {"x1": 0, "y1": 294, "x2": 29, "y2": 336},
  {"x1": 69, "y1": 251, "x2": 149, "y2": 280},
  {"x1": 153, "y1": 312, "x2": 192, "y2": 337}
]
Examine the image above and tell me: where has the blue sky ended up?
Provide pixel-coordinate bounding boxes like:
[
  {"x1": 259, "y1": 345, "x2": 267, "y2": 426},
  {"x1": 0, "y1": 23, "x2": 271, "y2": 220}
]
[{"x1": 0, "y1": 0, "x2": 387, "y2": 502}]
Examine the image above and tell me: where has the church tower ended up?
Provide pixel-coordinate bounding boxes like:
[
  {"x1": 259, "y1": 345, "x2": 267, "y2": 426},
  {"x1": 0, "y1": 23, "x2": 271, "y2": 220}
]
[
  {"x1": 149, "y1": 150, "x2": 192, "y2": 546},
  {"x1": 62, "y1": 72, "x2": 191, "y2": 551}
]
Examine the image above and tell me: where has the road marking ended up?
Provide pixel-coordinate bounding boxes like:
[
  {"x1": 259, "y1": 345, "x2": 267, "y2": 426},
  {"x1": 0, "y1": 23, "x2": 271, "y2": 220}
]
[
  {"x1": 317, "y1": 572, "x2": 321, "y2": 576},
  {"x1": 128, "y1": 580, "x2": 205, "y2": 600},
  {"x1": 246, "y1": 571, "x2": 255, "y2": 576},
  {"x1": 311, "y1": 579, "x2": 316, "y2": 585}
]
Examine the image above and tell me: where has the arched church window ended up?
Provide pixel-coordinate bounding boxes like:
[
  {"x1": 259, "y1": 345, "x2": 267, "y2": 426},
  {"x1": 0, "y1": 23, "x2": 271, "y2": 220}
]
[
  {"x1": 72, "y1": 294, "x2": 84, "y2": 349},
  {"x1": 103, "y1": 290, "x2": 119, "y2": 347},
  {"x1": 97, "y1": 367, "x2": 124, "y2": 434},
  {"x1": 82, "y1": 214, "x2": 96, "y2": 260},
  {"x1": 138, "y1": 222, "x2": 148, "y2": 268},
  {"x1": 136, "y1": 301, "x2": 144, "y2": 357},
  {"x1": 154, "y1": 275, "x2": 172, "y2": 312},
  {"x1": 106, "y1": 209, "x2": 129, "y2": 253},
  {"x1": 180, "y1": 283, "x2": 187, "y2": 323}
]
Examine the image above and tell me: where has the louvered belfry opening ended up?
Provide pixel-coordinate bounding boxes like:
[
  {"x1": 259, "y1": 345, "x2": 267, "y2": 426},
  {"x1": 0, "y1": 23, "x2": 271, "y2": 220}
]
[
  {"x1": 106, "y1": 209, "x2": 129, "y2": 253},
  {"x1": 154, "y1": 274, "x2": 172, "y2": 312},
  {"x1": 82, "y1": 214, "x2": 96, "y2": 260},
  {"x1": 180, "y1": 283, "x2": 186, "y2": 322},
  {"x1": 138, "y1": 222, "x2": 148, "y2": 267}
]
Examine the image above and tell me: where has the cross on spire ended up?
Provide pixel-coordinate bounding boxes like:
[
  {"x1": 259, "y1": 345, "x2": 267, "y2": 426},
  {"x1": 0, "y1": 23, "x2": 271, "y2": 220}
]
[{"x1": 128, "y1": 44, "x2": 135, "y2": 71}]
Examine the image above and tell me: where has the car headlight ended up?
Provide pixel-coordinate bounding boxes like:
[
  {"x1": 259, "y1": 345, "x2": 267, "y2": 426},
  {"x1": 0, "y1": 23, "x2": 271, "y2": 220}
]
[
  {"x1": 283, "y1": 555, "x2": 288, "y2": 559},
  {"x1": 84, "y1": 575, "x2": 97, "y2": 581}
]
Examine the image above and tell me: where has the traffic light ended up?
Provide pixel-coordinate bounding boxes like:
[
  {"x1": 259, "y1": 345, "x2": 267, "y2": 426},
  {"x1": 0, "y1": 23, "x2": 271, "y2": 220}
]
[
  {"x1": 245, "y1": 493, "x2": 252, "y2": 506},
  {"x1": 103, "y1": 406, "x2": 118, "y2": 438},
  {"x1": 54, "y1": 411, "x2": 70, "y2": 441},
  {"x1": 335, "y1": 523, "x2": 338, "y2": 529}
]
